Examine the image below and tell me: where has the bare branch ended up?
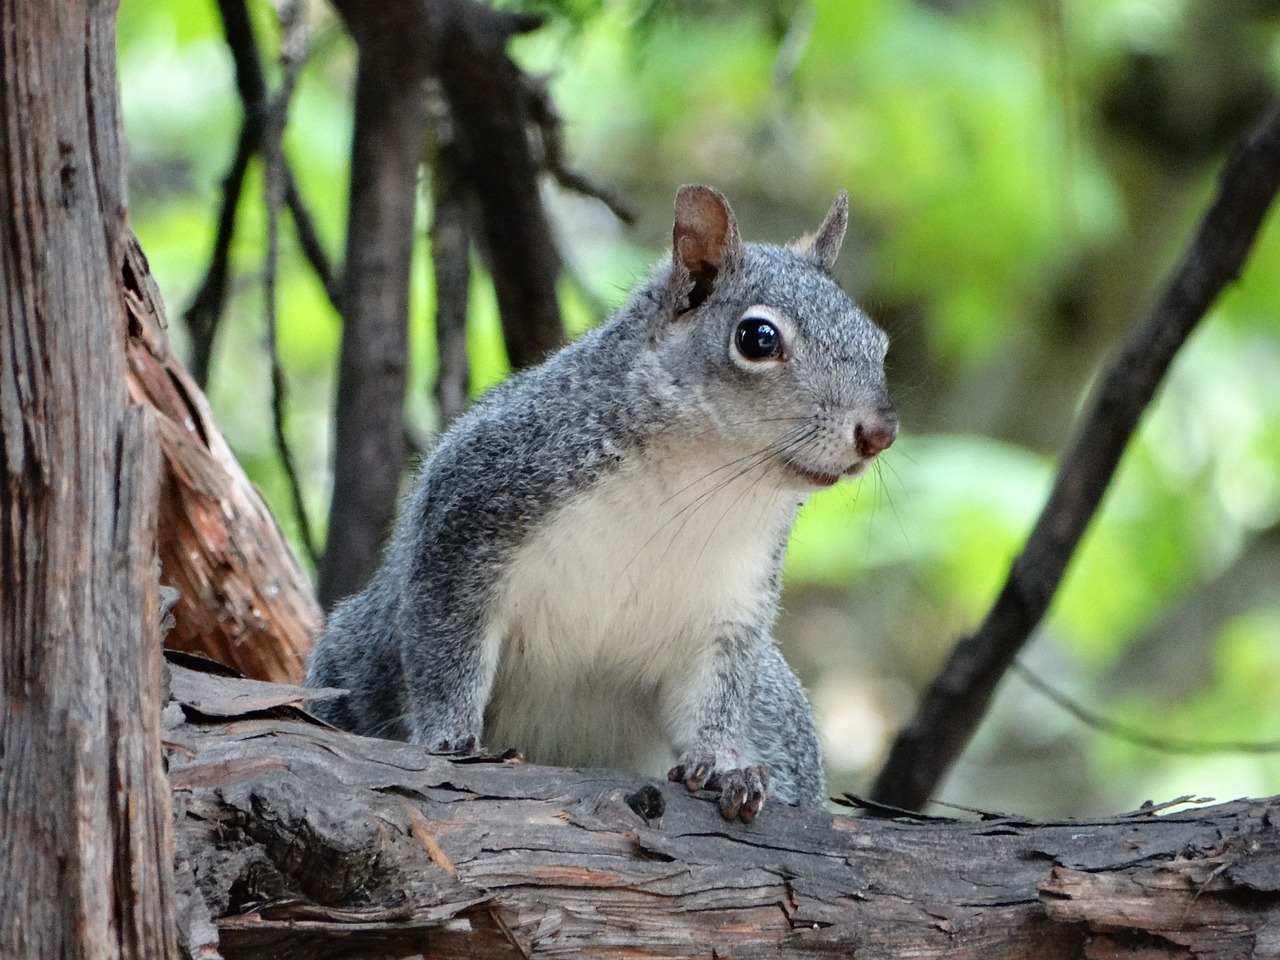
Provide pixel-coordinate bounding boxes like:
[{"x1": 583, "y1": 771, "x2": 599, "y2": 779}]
[
  {"x1": 184, "y1": 124, "x2": 252, "y2": 389},
  {"x1": 1010, "y1": 661, "x2": 1280, "y2": 755},
  {"x1": 872, "y1": 100, "x2": 1280, "y2": 811},
  {"x1": 184, "y1": 0, "x2": 338, "y2": 389},
  {"x1": 524, "y1": 73, "x2": 637, "y2": 226},
  {"x1": 262, "y1": 0, "x2": 320, "y2": 567},
  {"x1": 426, "y1": 106, "x2": 473, "y2": 430}
]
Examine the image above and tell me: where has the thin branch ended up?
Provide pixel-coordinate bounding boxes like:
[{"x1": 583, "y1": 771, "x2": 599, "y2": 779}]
[
  {"x1": 426, "y1": 108, "x2": 473, "y2": 430},
  {"x1": 284, "y1": 172, "x2": 341, "y2": 309},
  {"x1": 1011, "y1": 661, "x2": 1280, "y2": 756},
  {"x1": 872, "y1": 100, "x2": 1280, "y2": 811},
  {"x1": 262, "y1": 0, "x2": 320, "y2": 566},
  {"x1": 523, "y1": 73, "x2": 637, "y2": 226},
  {"x1": 183, "y1": 0, "x2": 338, "y2": 389},
  {"x1": 184, "y1": 123, "x2": 253, "y2": 388}
]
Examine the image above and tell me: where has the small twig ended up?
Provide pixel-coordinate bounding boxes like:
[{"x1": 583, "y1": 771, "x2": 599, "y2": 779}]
[
  {"x1": 284, "y1": 172, "x2": 341, "y2": 310},
  {"x1": 523, "y1": 73, "x2": 637, "y2": 226},
  {"x1": 1012, "y1": 661, "x2": 1280, "y2": 756},
  {"x1": 1120, "y1": 795, "x2": 1214, "y2": 818},
  {"x1": 184, "y1": 0, "x2": 338, "y2": 389},
  {"x1": 871, "y1": 100, "x2": 1280, "y2": 811},
  {"x1": 833, "y1": 794, "x2": 955, "y2": 822},
  {"x1": 262, "y1": 0, "x2": 320, "y2": 566},
  {"x1": 184, "y1": 124, "x2": 253, "y2": 388}
]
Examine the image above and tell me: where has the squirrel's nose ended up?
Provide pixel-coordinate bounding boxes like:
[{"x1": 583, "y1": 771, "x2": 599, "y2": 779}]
[{"x1": 855, "y1": 416, "x2": 898, "y2": 458}]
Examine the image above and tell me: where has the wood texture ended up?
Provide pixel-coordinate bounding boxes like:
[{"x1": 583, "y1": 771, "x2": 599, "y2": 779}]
[
  {"x1": 167, "y1": 663, "x2": 1280, "y2": 959},
  {"x1": 125, "y1": 239, "x2": 320, "y2": 684},
  {"x1": 0, "y1": 1, "x2": 179, "y2": 955}
]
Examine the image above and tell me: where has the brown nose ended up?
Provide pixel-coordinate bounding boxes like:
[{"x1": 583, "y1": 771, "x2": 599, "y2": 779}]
[{"x1": 855, "y1": 417, "x2": 898, "y2": 458}]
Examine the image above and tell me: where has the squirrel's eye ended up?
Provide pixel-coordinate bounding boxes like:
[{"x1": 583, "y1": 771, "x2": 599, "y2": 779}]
[{"x1": 735, "y1": 318, "x2": 782, "y2": 361}]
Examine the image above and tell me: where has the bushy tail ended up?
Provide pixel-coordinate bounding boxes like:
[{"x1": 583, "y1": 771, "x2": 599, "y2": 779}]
[{"x1": 305, "y1": 581, "x2": 408, "y2": 740}]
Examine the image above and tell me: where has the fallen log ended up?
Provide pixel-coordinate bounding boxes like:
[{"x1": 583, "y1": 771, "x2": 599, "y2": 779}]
[{"x1": 164, "y1": 661, "x2": 1280, "y2": 959}]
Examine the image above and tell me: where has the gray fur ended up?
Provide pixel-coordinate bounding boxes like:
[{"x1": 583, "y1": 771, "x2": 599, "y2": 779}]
[{"x1": 307, "y1": 187, "x2": 897, "y2": 816}]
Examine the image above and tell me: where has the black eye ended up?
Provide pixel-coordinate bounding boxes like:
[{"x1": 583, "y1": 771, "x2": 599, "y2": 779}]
[{"x1": 735, "y1": 318, "x2": 783, "y2": 361}]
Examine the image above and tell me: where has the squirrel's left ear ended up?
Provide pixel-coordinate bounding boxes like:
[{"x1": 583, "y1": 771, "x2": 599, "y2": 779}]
[
  {"x1": 802, "y1": 189, "x2": 849, "y2": 272},
  {"x1": 670, "y1": 185, "x2": 742, "y2": 314}
]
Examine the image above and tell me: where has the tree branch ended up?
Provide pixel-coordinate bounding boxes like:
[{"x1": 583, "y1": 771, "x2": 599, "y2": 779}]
[
  {"x1": 427, "y1": 107, "x2": 473, "y2": 430},
  {"x1": 523, "y1": 72, "x2": 638, "y2": 226},
  {"x1": 1009, "y1": 661, "x2": 1280, "y2": 755},
  {"x1": 262, "y1": 0, "x2": 320, "y2": 567},
  {"x1": 166, "y1": 663, "x2": 1280, "y2": 959},
  {"x1": 872, "y1": 100, "x2": 1280, "y2": 811},
  {"x1": 184, "y1": 0, "x2": 339, "y2": 389},
  {"x1": 317, "y1": 0, "x2": 431, "y2": 608},
  {"x1": 434, "y1": 2, "x2": 567, "y2": 370}
]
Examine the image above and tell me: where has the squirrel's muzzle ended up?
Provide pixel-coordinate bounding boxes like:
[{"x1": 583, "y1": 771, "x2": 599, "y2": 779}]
[{"x1": 855, "y1": 413, "x2": 898, "y2": 459}]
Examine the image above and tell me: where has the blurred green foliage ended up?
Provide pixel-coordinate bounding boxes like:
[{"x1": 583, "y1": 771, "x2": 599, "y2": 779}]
[{"x1": 118, "y1": 0, "x2": 1280, "y2": 815}]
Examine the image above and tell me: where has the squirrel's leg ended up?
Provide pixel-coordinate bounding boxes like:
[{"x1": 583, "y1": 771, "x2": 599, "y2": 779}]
[
  {"x1": 395, "y1": 592, "x2": 499, "y2": 754},
  {"x1": 744, "y1": 644, "x2": 826, "y2": 807},
  {"x1": 664, "y1": 623, "x2": 770, "y2": 823}
]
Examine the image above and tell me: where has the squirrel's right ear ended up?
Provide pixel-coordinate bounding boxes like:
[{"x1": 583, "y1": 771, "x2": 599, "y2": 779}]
[{"x1": 669, "y1": 185, "x2": 742, "y2": 315}]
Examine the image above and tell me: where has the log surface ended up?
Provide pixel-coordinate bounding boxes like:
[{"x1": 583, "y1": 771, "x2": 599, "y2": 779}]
[{"x1": 166, "y1": 664, "x2": 1280, "y2": 959}]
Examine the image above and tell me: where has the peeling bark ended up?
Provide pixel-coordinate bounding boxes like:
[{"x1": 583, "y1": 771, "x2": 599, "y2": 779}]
[{"x1": 125, "y1": 239, "x2": 320, "y2": 684}]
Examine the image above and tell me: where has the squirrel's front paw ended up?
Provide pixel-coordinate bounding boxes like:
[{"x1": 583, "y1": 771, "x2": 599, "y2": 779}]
[
  {"x1": 668, "y1": 754, "x2": 770, "y2": 823},
  {"x1": 431, "y1": 734, "x2": 480, "y2": 755}
]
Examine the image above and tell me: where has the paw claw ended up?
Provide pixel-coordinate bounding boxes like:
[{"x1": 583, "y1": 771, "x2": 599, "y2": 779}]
[
  {"x1": 434, "y1": 734, "x2": 480, "y2": 755},
  {"x1": 672, "y1": 753, "x2": 770, "y2": 823},
  {"x1": 716, "y1": 764, "x2": 770, "y2": 824},
  {"x1": 668, "y1": 752, "x2": 716, "y2": 792}
]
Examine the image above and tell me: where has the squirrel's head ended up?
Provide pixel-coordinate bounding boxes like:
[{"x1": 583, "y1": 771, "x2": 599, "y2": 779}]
[{"x1": 650, "y1": 185, "x2": 898, "y2": 490}]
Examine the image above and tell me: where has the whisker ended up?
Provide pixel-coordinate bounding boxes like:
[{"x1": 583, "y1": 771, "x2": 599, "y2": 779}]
[
  {"x1": 874, "y1": 458, "x2": 911, "y2": 552},
  {"x1": 626, "y1": 425, "x2": 819, "y2": 573}
]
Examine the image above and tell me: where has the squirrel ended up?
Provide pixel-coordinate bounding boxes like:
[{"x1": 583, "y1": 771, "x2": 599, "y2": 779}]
[{"x1": 306, "y1": 185, "x2": 898, "y2": 822}]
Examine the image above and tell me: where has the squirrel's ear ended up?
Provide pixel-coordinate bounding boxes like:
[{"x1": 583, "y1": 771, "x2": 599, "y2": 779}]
[
  {"x1": 803, "y1": 189, "x2": 849, "y2": 272},
  {"x1": 670, "y1": 185, "x2": 742, "y2": 314}
]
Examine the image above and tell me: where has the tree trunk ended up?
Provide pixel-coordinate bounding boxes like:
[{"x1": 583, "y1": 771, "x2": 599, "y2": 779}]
[
  {"x1": 168, "y1": 662, "x2": 1280, "y2": 959},
  {"x1": 317, "y1": 0, "x2": 431, "y2": 610},
  {"x1": 0, "y1": 0, "x2": 179, "y2": 956}
]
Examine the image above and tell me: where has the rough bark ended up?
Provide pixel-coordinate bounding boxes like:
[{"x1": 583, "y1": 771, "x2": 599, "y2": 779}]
[
  {"x1": 167, "y1": 663, "x2": 1280, "y2": 959},
  {"x1": 125, "y1": 239, "x2": 320, "y2": 685},
  {"x1": 873, "y1": 99, "x2": 1280, "y2": 811},
  {"x1": 0, "y1": 0, "x2": 179, "y2": 955}
]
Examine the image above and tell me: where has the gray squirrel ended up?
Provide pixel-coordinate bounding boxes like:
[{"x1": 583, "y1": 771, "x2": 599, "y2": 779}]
[{"x1": 307, "y1": 185, "x2": 897, "y2": 822}]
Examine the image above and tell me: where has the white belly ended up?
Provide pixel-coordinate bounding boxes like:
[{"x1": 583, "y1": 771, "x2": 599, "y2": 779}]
[{"x1": 482, "y1": 456, "x2": 798, "y2": 775}]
